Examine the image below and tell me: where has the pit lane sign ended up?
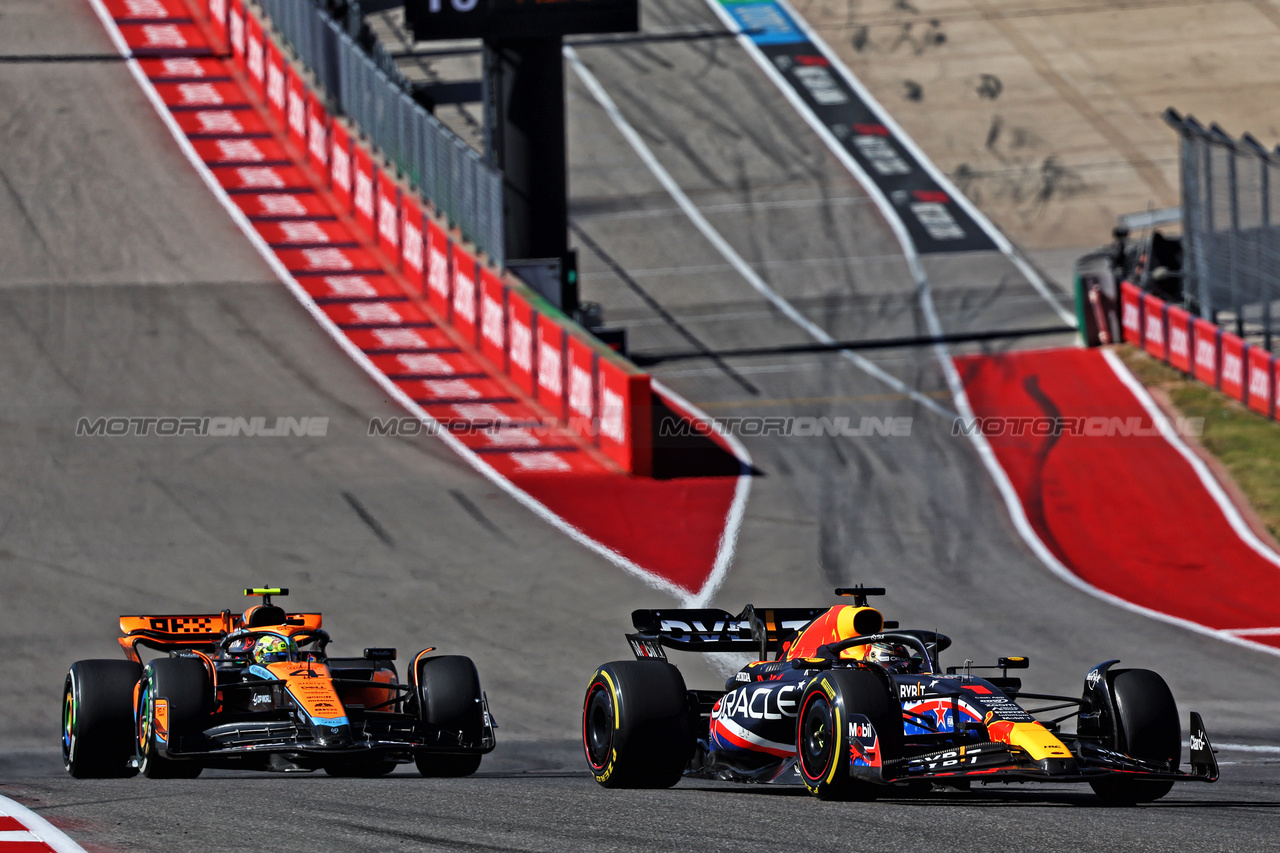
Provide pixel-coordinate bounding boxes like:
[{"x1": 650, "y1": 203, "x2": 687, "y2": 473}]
[{"x1": 406, "y1": 0, "x2": 639, "y2": 41}]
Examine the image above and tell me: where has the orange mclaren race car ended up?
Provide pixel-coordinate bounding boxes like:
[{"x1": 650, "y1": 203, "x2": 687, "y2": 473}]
[
  {"x1": 583, "y1": 586, "x2": 1219, "y2": 803},
  {"x1": 61, "y1": 588, "x2": 495, "y2": 778}
]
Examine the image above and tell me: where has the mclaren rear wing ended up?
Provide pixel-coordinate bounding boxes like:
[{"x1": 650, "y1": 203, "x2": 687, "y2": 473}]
[
  {"x1": 117, "y1": 611, "x2": 323, "y2": 662},
  {"x1": 628, "y1": 606, "x2": 829, "y2": 660}
]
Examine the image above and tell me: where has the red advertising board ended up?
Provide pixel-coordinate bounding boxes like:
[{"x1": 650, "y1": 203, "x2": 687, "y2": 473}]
[
  {"x1": 1166, "y1": 305, "x2": 1193, "y2": 373},
  {"x1": 597, "y1": 357, "x2": 652, "y2": 476},
  {"x1": 276, "y1": 246, "x2": 380, "y2": 275},
  {"x1": 329, "y1": 121, "x2": 352, "y2": 214},
  {"x1": 232, "y1": 191, "x2": 330, "y2": 219},
  {"x1": 227, "y1": 0, "x2": 244, "y2": 64},
  {"x1": 209, "y1": 164, "x2": 309, "y2": 192},
  {"x1": 352, "y1": 147, "x2": 376, "y2": 240},
  {"x1": 399, "y1": 194, "x2": 425, "y2": 287},
  {"x1": 286, "y1": 71, "x2": 307, "y2": 150},
  {"x1": 106, "y1": 0, "x2": 190, "y2": 20},
  {"x1": 253, "y1": 219, "x2": 354, "y2": 247},
  {"x1": 506, "y1": 289, "x2": 536, "y2": 396},
  {"x1": 1141, "y1": 294, "x2": 1166, "y2": 360},
  {"x1": 307, "y1": 98, "x2": 329, "y2": 177},
  {"x1": 300, "y1": 274, "x2": 402, "y2": 302},
  {"x1": 208, "y1": 0, "x2": 228, "y2": 40},
  {"x1": 174, "y1": 107, "x2": 269, "y2": 137},
  {"x1": 451, "y1": 245, "x2": 480, "y2": 346},
  {"x1": 244, "y1": 12, "x2": 264, "y2": 97},
  {"x1": 1248, "y1": 346, "x2": 1273, "y2": 417},
  {"x1": 1191, "y1": 318, "x2": 1219, "y2": 387},
  {"x1": 425, "y1": 219, "x2": 451, "y2": 311},
  {"x1": 376, "y1": 174, "x2": 399, "y2": 258},
  {"x1": 138, "y1": 57, "x2": 227, "y2": 81},
  {"x1": 265, "y1": 41, "x2": 286, "y2": 124},
  {"x1": 478, "y1": 268, "x2": 506, "y2": 370},
  {"x1": 192, "y1": 136, "x2": 288, "y2": 166},
  {"x1": 153, "y1": 80, "x2": 246, "y2": 110},
  {"x1": 1220, "y1": 332, "x2": 1247, "y2": 402},
  {"x1": 1274, "y1": 368, "x2": 1280, "y2": 422},
  {"x1": 322, "y1": 300, "x2": 431, "y2": 329},
  {"x1": 566, "y1": 336, "x2": 597, "y2": 438},
  {"x1": 117, "y1": 23, "x2": 208, "y2": 55},
  {"x1": 1120, "y1": 282, "x2": 1142, "y2": 345},
  {"x1": 535, "y1": 317, "x2": 566, "y2": 417}
]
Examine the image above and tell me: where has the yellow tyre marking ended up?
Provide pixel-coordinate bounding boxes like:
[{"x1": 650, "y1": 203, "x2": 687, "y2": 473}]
[
  {"x1": 827, "y1": 705, "x2": 842, "y2": 785},
  {"x1": 598, "y1": 670, "x2": 620, "y2": 730}
]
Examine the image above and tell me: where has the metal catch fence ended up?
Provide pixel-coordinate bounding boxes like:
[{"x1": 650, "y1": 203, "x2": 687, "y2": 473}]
[
  {"x1": 1167, "y1": 108, "x2": 1280, "y2": 349},
  {"x1": 257, "y1": 0, "x2": 504, "y2": 265}
]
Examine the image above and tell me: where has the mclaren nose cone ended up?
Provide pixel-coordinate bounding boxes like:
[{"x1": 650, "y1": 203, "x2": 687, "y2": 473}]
[{"x1": 313, "y1": 723, "x2": 353, "y2": 748}]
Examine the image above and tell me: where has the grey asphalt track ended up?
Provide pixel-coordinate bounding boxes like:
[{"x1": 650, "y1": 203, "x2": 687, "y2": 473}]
[{"x1": 2, "y1": 0, "x2": 1279, "y2": 850}]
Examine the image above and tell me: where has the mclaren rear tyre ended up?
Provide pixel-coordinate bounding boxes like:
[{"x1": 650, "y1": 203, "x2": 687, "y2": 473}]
[
  {"x1": 582, "y1": 661, "x2": 693, "y2": 789},
  {"x1": 63, "y1": 660, "x2": 143, "y2": 778},
  {"x1": 412, "y1": 655, "x2": 485, "y2": 778},
  {"x1": 797, "y1": 669, "x2": 901, "y2": 801},
  {"x1": 137, "y1": 658, "x2": 212, "y2": 779},
  {"x1": 1090, "y1": 669, "x2": 1180, "y2": 805}
]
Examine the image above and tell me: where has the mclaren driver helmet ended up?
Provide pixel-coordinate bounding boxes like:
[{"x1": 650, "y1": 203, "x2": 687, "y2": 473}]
[{"x1": 251, "y1": 634, "x2": 295, "y2": 665}]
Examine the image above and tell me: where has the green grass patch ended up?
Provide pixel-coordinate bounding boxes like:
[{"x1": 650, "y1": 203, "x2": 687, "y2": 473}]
[{"x1": 1116, "y1": 346, "x2": 1280, "y2": 538}]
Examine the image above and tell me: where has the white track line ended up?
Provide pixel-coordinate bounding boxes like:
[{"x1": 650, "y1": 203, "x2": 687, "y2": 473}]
[
  {"x1": 565, "y1": 46, "x2": 957, "y2": 421},
  {"x1": 1213, "y1": 742, "x2": 1280, "y2": 754},
  {"x1": 1103, "y1": 348, "x2": 1280, "y2": 572},
  {"x1": 719, "y1": 0, "x2": 1075, "y2": 327},
  {"x1": 697, "y1": 0, "x2": 1280, "y2": 658},
  {"x1": 0, "y1": 796, "x2": 89, "y2": 853},
  {"x1": 87, "y1": 0, "x2": 744, "y2": 606}
]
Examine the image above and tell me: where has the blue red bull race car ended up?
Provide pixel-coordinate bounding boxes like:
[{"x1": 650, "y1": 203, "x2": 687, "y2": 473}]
[{"x1": 582, "y1": 587, "x2": 1218, "y2": 803}]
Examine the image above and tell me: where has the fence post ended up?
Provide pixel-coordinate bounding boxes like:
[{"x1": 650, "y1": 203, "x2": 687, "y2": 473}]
[
  {"x1": 1244, "y1": 134, "x2": 1272, "y2": 351},
  {"x1": 1211, "y1": 125, "x2": 1245, "y2": 337}
]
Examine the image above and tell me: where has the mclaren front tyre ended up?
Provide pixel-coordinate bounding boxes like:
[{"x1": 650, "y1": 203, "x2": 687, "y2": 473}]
[
  {"x1": 136, "y1": 657, "x2": 212, "y2": 779},
  {"x1": 412, "y1": 655, "x2": 486, "y2": 777}
]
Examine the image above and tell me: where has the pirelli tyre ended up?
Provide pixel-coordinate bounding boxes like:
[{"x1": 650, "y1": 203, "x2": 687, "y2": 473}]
[
  {"x1": 63, "y1": 660, "x2": 143, "y2": 778},
  {"x1": 136, "y1": 657, "x2": 213, "y2": 779},
  {"x1": 582, "y1": 661, "x2": 693, "y2": 788},
  {"x1": 1090, "y1": 669, "x2": 1180, "y2": 804},
  {"x1": 797, "y1": 669, "x2": 902, "y2": 801},
  {"x1": 412, "y1": 655, "x2": 485, "y2": 777}
]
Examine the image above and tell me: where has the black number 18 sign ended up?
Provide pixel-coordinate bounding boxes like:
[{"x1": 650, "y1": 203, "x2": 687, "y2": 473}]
[{"x1": 406, "y1": 0, "x2": 639, "y2": 40}]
